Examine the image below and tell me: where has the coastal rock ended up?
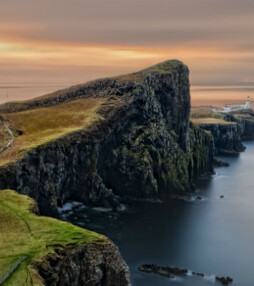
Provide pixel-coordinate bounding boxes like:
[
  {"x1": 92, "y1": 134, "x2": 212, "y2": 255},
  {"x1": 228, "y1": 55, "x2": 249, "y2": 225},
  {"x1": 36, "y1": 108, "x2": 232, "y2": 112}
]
[
  {"x1": 216, "y1": 276, "x2": 233, "y2": 285},
  {"x1": 224, "y1": 112, "x2": 254, "y2": 140},
  {"x1": 139, "y1": 263, "x2": 233, "y2": 285},
  {"x1": 192, "y1": 271, "x2": 204, "y2": 277},
  {"x1": 213, "y1": 158, "x2": 229, "y2": 167},
  {"x1": 0, "y1": 60, "x2": 214, "y2": 215},
  {"x1": 198, "y1": 123, "x2": 245, "y2": 155},
  {"x1": 138, "y1": 264, "x2": 187, "y2": 278},
  {"x1": 36, "y1": 242, "x2": 131, "y2": 286}
]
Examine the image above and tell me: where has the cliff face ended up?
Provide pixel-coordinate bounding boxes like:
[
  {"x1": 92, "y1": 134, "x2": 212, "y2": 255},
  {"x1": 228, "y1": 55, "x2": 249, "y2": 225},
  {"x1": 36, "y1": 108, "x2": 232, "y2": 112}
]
[
  {"x1": 0, "y1": 60, "x2": 214, "y2": 215},
  {"x1": 36, "y1": 242, "x2": 130, "y2": 286},
  {"x1": 198, "y1": 123, "x2": 245, "y2": 155},
  {"x1": 224, "y1": 112, "x2": 254, "y2": 140}
]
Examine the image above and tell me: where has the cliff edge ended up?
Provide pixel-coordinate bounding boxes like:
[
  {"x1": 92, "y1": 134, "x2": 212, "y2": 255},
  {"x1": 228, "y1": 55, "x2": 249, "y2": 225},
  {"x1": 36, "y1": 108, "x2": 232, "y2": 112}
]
[{"x1": 0, "y1": 60, "x2": 214, "y2": 215}]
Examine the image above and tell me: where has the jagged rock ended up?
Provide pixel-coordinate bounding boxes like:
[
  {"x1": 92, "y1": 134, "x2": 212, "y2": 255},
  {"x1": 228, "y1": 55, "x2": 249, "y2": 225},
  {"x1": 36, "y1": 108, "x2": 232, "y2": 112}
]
[
  {"x1": 216, "y1": 276, "x2": 233, "y2": 285},
  {"x1": 36, "y1": 243, "x2": 131, "y2": 286},
  {"x1": 224, "y1": 112, "x2": 254, "y2": 140},
  {"x1": 192, "y1": 271, "x2": 204, "y2": 277},
  {"x1": 138, "y1": 264, "x2": 187, "y2": 278},
  {"x1": 198, "y1": 123, "x2": 245, "y2": 155},
  {"x1": 213, "y1": 158, "x2": 230, "y2": 167}
]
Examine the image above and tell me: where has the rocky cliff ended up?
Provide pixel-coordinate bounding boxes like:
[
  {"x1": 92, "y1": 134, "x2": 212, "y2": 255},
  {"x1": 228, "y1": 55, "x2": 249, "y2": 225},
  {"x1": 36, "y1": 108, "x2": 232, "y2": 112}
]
[
  {"x1": 0, "y1": 60, "x2": 214, "y2": 215},
  {"x1": 224, "y1": 112, "x2": 254, "y2": 140},
  {"x1": 36, "y1": 242, "x2": 130, "y2": 286},
  {"x1": 197, "y1": 123, "x2": 245, "y2": 155}
]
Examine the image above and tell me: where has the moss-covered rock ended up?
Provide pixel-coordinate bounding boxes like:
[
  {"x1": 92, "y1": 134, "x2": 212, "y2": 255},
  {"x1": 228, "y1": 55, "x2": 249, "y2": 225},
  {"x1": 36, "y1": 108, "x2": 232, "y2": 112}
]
[{"x1": 0, "y1": 190, "x2": 130, "y2": 286}]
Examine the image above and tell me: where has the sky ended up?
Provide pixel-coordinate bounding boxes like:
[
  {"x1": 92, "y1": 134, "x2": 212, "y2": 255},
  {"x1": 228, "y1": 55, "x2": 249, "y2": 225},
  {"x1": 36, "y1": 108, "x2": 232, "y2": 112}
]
[{"x1": 1, "y1": 0, "x2": 254, "y2": 105}]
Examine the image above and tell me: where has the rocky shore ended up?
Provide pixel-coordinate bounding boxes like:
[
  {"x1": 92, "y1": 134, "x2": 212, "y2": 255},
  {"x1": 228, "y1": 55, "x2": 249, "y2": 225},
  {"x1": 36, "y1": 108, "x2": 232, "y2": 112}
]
[{"x1": 139, "y1": 264, "x2": 233, "y2": 285}]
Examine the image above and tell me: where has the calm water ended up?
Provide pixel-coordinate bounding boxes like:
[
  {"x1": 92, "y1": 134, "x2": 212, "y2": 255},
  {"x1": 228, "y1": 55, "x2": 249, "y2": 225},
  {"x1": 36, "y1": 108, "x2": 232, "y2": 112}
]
[
  {"x1": 0, "y1": 84, "x2": 68, "y2": 104},
  {"x1": 64, "y1": 141, "x2": 254, "y2": 285}
]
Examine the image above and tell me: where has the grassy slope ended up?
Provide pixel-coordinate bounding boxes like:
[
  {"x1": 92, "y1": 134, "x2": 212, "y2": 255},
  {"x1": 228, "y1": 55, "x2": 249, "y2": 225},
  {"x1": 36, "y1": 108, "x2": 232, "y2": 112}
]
[
  {"x1": 190, "y1": 107, "x2": 236, "y2": 125},
  {"x1": 0, "y1": 97, "x2": 109, "y2": 166},
  {"x1": 0, "y1": 190, "x2": 104, "y2": 286}
]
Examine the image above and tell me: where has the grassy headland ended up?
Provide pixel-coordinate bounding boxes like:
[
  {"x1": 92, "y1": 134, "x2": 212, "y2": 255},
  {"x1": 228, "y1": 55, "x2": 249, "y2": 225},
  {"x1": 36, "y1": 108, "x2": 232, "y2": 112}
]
[
  {"x1": 0, "y1": 60, "x2": 184, "y2": 167},
  {"x1": 0, "y1": 190, "x2": 104, "y2": 286},
  {"x1": 0, "y1": 97, "x2": 110, "y2": 166}
]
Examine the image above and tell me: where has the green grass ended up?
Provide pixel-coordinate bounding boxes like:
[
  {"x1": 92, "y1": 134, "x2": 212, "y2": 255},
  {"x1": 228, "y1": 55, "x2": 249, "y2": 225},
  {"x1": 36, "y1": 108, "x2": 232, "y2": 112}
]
[{"x1": 0, "y1": 190, "x2": 104, "y2": 286}]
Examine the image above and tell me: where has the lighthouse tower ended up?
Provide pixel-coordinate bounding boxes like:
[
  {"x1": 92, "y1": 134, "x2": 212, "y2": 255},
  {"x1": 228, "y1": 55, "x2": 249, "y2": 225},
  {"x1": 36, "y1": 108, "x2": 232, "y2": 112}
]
[{"x1": 245, "y1": 96, "x2": 251, "y2": 109}]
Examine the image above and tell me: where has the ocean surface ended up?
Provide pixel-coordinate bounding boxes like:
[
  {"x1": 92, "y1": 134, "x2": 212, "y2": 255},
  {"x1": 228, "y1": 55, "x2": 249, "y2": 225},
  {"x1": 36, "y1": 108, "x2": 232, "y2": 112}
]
[
  {"x1": 64, "y1": 141, "x2": 254, "y2": 286},
  {"x1": 0, "y1": 84, "x2": 68, "y2": 104},
  {"x1": 0, "y1": 84, "x2": 253, "y2": 107}
]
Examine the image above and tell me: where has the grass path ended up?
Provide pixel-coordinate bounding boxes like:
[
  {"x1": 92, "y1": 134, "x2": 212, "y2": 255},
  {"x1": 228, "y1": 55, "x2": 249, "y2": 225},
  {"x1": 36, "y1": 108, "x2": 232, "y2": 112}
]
[{"x1": 0, "y1": 120, "x2": 14, "y2": 155}]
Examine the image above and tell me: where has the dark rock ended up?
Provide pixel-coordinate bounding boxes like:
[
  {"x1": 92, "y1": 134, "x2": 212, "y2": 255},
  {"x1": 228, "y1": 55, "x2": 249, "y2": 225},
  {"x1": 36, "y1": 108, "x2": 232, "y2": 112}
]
[
  {"x1": 224, "y1": 111, "x2": 254, "y2": 140},
  {"x1": 139, "y1": 264, "x2": 233, "y2": 285},
  {"x1": 213, "y1": 158, "x2": 230, "y2": 167},
  {"x1": 198, "y1": 123, "x2": 245, "y2": 156},
  {"x1": 192, "y1": 271, "x2": 205, "y2": 277},
  {"x1": 216, "y1": 276, "x2": 233, "y2": 285},
  {"x1": 138, "y1": 264, "x2": 187, "y2": 278},
  {"x1": 220, "y1": 195, "x2": 224, "y2": 199},
  {"x1": 196, "y1": 196, "x2": 202, "y2": 200},
  {"x1": 35, "y1": 241, "x2": 131, "y2": 286}
]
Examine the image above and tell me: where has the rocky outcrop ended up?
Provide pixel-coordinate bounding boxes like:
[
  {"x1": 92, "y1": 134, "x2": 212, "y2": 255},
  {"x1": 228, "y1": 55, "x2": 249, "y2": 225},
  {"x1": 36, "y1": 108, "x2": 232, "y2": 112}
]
[
  {"x1": 138, "y1": 264, "x2": 233, "y2": 285},
  {"x1": 0, "y1": 60, "x2": 214, "y2": 215},
  {"x1": 35, "y1": 242, "x2": 130, "y2": 286},
  {"x1": 197, "y1": 123, "x2": 245, "y2": 155},
  {"x1": 224, "y1": 112, "x2": 254, "y2": 140}
]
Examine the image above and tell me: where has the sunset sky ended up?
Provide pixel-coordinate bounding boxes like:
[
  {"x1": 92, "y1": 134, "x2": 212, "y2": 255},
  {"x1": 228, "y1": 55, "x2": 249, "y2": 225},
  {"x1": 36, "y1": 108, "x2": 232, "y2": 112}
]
[{"x1": 1, "y1": 0, "x2": 254, "y2": 105}]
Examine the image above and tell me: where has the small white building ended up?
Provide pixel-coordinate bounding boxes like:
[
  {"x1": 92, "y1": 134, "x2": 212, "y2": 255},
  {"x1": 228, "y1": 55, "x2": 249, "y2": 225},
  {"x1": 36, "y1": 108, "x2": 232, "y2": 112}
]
[{"x1": 222, "y1": 96, "x2": 251, "y2": 113}]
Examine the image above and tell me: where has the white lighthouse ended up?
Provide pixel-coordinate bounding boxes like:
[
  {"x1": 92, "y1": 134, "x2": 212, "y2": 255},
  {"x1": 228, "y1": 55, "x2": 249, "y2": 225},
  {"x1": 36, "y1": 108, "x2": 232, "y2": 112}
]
[
  {"x1": 245, "y1": 96, "x2": 251, "y2": 109},
  {"x1": 221, "y1": 96, "x2": 252, "y2": 113}
]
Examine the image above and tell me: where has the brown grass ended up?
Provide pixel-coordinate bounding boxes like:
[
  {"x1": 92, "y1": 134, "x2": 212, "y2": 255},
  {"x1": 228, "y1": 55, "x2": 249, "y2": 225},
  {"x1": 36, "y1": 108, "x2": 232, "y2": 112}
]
[
  {"x1": 190, "y1": 107, "x2": 213, "y2": 118},
  {"x1": 191, "y1": 118, "x2": 236, "y2": 125},
  {"x1": 0, "y1": 97, "x2": 108, "y2": 166}
]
